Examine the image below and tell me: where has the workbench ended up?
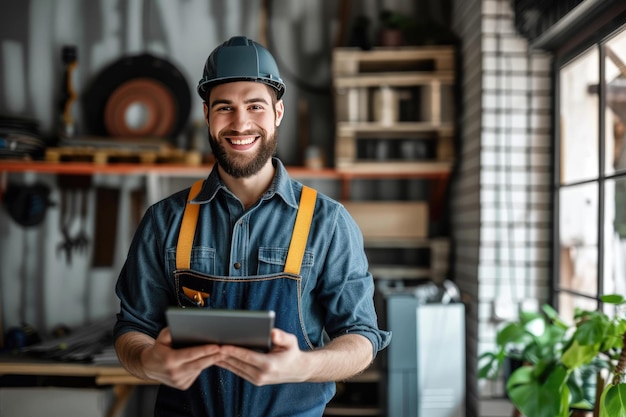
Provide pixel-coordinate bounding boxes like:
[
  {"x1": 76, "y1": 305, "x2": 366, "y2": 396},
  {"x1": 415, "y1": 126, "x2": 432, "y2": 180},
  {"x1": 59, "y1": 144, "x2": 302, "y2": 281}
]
[{"x1": 0, "y1": 357, "x2": 157, "y2": 417}]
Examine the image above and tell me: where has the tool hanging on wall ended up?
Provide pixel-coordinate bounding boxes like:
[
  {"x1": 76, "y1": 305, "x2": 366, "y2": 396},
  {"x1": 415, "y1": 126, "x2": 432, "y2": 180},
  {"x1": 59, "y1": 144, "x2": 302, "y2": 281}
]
[
  {"x1": 92, "y1": 187, "x2": 120, "y2": 267},
  {"x1": 82, "y1": 53, "x2": 191, "y2": 141},
  {"x1": 2, "y1": 183, "x2": 55, "y2": 227},
  {"x1": 57, "y1": 185, "x2": 74, "y2": 265},
  {"x1": 59, "y1": 45, "x2": 78, "y2": 139},
  {"x1": 56, "y1": 175, "x2": 91, "y2": 265},
  {"x1": 74, "y1": 188, "x2": 89, "y2": 253}
]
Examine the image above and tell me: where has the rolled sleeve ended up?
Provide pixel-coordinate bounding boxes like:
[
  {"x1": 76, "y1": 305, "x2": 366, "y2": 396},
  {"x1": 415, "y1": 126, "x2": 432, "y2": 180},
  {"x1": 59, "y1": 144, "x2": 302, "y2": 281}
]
[
  {"x1": 113, "y1": 205, "x2": 177, "y2": 341},
  {"x1": 316, "y1": 204, "x2": 392, "y2": 357}
]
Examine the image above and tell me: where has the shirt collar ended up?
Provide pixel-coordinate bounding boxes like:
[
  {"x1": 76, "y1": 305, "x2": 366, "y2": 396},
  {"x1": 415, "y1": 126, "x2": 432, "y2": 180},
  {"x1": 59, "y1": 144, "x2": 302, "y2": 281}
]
[{"x1": 191, "y1": 158, "x2": 298, "y2": 209}]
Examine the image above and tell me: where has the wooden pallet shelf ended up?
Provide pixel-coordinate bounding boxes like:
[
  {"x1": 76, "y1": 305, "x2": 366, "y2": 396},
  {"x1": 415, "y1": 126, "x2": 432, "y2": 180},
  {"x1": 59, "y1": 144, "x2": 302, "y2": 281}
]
[
  {"x1": 332, "y1": 46, "x2": 455, "y2": 76},
  {"x1": 367, "y1": 238, "x2": 450, "y2": 283},
  {"x1": 333, "y1": 46, "x2": 456, "y2": 172},
  {"x1": 45, "y1": 146, "x2": 202, "y2": 165}
]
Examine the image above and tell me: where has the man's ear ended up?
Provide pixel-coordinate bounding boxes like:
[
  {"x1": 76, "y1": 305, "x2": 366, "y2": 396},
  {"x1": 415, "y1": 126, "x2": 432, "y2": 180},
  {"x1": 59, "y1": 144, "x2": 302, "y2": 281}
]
[
  {"x1": 275, "y1": 100, "x2": 285, "y2": 127},
  {"x1": 202, "y1": 102, "x2": 210, "y2": 126}
]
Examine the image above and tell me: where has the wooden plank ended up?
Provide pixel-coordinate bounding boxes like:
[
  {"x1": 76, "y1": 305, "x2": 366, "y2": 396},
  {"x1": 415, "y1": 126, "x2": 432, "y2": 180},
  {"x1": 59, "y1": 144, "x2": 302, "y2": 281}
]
[
  {"x1": 334, "y1": 71, "x2": 455, "y2": 88},
  {"x1": 368, "y1": 238, "x2": 450, "y2": 282},
  {"x1": 336, "y1": 122, "x2": 454, "y2": 134},
  {"x1": 343, "y1": 201, "x2": 428, "y2": 239},
  {"x1": 45, "y1": 146, "x2": 202, "y2": 165},
  {"x1": 361, "y1": 237, "x2": 433, "y2": 247},
  {"x1": 370, "y1": 266, "x2": 434, "y2": 280},
  {"x1": 0, "y1": 360, "x2": 122, "y2": 378},
  {"x1": 96, "y1": 375, "x2": 157, "y2": 385},
  {"x1": 323, "y1": 406, "x2": 381, "y2": 416},
  {"x1": 335, "y1": 161, "x2": 452, "y2": 174},
  {"x1": 333, "y1": 46, "x2": 455, "y2": 75},
  {"x1": 437, "y1": 133, "x2": 455, "y2": 162},
  {"x1": 430, "y1": 238, "x2": 451, "y2": 283},
  {"x1": 334, "y1": 125, "x2": 455, "y2": 170}
]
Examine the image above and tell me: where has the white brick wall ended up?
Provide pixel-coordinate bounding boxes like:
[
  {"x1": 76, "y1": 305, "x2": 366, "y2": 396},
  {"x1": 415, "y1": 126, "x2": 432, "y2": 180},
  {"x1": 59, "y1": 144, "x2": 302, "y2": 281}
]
[{"x1": 451, "y1": 0, "x2": 553, "y2": 415}]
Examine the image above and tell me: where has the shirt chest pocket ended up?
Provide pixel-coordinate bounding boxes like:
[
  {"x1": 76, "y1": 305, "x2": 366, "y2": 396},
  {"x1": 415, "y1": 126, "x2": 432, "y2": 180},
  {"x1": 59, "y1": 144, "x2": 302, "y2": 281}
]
[
  {"x1": 257, "y1": 246, "x2": 315, "y2": 277},
  {"x1": 167, "y1": 246, "x2": 216, "y2": 276}
]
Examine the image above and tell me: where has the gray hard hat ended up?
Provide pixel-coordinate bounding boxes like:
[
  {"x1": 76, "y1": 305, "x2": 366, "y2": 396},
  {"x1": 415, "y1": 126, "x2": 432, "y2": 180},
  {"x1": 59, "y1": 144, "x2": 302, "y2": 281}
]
[{"x1": 197, "y1": 36, "x2": 285, "y2": 100}]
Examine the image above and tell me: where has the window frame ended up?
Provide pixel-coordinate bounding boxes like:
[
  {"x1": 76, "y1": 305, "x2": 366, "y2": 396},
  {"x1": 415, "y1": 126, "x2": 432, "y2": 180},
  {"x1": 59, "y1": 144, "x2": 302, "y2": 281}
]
[{"x1": 552, "y1": 16, "x2": 626, "y2": 312}]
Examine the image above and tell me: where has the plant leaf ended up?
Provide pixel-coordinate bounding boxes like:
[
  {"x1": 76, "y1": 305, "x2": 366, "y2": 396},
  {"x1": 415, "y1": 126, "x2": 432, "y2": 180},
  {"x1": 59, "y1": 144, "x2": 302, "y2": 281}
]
[
  {"x1": 507, "y1": 365, "x2": 569, "y2": 417},
  {"x1": 601, "y1": 294, "x2": 626, "y2": 305},
  {"x1": 559, "y1": 384, "x2": 571, "y2": 417},
  {"x1": 478, "y1": 351, "x2": 502, "y2": 379},
  {"x1": 519, "y1": 311, "x2": 544, "y2": 325},
  {"x1": 508, "y1": 381, "x2": 563, "y2": 417},
  {"x1": 562, "y1": 340, "x2": 600, "y2": 369},
  {"x1": 506, "y1": 365, "x2": 534, "y2": 387},
  {"x1": 496, "y1": 323, "x2": 529, "y2": 346},
  {"x1": 575, "y1": 312, "x2": 610, "y2": 346},
  {"x1": 543, "y1": 304, "x2": 570, "y2": 329},
  {"x1": 600, "y1": 384, "x2": 611, "y2": 417},
  {"x1": 568, "y1": 362, "x2": 600, "y2": 409},
  {"x1": 602, "y1": 383, "x2": 626, "y2": 417}
]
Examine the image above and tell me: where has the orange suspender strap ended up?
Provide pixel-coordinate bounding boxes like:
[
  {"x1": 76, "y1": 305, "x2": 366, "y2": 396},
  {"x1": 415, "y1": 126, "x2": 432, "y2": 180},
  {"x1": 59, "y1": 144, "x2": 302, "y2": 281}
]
[
  {"x1": 284, "y1": 186, "x2": 317, "y2": 275},
  {"x1": 175, "y1": 182, "x2": 317, "y2": 275},
  {"x1": 175, "y1": 179, "x2": 204, "y2": 270}
]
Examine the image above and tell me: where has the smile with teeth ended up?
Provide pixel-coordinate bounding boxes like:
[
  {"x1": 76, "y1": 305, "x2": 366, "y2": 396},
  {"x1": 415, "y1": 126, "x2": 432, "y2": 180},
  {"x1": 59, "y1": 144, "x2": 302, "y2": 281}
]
[
  {"x1": 225, "y1": 135, "x2": 260, "y2": 146},
  {"x1": 227, "y1": 136, "x2": 259, "y2": 145}
]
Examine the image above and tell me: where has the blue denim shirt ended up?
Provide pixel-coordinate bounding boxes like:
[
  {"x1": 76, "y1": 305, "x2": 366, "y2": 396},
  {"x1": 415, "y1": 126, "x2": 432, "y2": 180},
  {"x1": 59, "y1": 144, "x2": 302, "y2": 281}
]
[{"x1": 114, "y1": 158, "x2": 391, "y2": 356}]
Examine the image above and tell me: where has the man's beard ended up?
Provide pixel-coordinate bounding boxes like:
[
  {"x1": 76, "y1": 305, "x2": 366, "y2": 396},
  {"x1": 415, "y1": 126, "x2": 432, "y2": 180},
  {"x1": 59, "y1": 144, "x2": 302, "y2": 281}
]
[{"x1": 208, "y1": 128, "x2": 278, "y2": 178}]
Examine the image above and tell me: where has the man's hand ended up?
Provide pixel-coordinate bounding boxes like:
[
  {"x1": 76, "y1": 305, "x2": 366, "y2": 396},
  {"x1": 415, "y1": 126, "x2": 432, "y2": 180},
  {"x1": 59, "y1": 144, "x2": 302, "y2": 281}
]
[
  {"x1": 216, "y1": 328, "x2": 310, "y2": 386},
  {"x1": 216, "y1": 328, "x2": 373, "y2": 386},
  {"x1": 117, "y1": 328, "x2": 373, "y2": 389},
  {"x1": 116, "y1": 328, "x2": 224, "y2": 390}
]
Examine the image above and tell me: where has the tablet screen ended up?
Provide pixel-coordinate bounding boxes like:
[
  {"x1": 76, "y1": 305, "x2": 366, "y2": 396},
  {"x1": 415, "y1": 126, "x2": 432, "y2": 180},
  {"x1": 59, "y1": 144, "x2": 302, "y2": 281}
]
[{"x1": 166, "y1": 308, "x2": 275, "y2": 352}]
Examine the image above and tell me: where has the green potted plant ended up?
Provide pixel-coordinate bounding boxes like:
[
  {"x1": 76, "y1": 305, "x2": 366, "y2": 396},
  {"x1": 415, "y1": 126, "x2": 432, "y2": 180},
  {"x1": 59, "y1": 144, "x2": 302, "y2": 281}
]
[
  {"x1": 479, "y1": 294, "x2": 626, "y2": 417},
  {"x1": 377, "y1": 10, "x2": 412, "y2": 47}
]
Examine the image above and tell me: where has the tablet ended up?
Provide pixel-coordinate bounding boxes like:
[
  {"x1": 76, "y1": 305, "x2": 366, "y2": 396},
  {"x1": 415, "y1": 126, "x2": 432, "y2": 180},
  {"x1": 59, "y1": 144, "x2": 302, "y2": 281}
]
[{"x1": 166, "y1": 307, "x2": 275, "y2": 352}]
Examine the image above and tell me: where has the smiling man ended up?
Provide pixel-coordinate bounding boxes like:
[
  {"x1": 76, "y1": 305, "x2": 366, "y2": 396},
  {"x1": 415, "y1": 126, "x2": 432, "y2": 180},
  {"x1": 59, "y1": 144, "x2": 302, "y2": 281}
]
[
  {"x1": 207, "y1": 81, "x2": 281, "y2": 181},
  {"x1": 113, "y1": 36, "x2": 391, "y2": 417}
]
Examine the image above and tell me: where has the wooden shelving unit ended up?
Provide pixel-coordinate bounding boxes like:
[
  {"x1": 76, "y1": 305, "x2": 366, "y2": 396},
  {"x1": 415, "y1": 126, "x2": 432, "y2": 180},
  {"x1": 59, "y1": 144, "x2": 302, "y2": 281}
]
[
  {"x1": 326, "y1": 45, "x2": 457, "y2": 416},
  {"x1": 332, "y1": 46, "x2": 456, "y2": 173}
]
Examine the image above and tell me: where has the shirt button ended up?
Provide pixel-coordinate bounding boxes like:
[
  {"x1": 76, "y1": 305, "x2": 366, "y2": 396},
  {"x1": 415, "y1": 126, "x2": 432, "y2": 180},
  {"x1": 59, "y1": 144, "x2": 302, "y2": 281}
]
[{"x1": 234, "y1": 262, "x2": 241, "y2": 269}]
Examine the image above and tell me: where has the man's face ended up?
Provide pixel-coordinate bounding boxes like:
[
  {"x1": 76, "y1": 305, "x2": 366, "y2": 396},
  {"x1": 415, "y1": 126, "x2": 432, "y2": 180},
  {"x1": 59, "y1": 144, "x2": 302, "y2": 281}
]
[{"x1": 203, "y1": 82, "x2": 284, "y2": 178}]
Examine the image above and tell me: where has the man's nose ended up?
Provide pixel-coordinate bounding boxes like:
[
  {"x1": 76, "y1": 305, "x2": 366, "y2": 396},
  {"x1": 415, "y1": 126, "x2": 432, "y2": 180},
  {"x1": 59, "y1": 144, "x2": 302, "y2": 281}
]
[{"x1": 230, "y1": 110, "x2": 251, "y2": 131}]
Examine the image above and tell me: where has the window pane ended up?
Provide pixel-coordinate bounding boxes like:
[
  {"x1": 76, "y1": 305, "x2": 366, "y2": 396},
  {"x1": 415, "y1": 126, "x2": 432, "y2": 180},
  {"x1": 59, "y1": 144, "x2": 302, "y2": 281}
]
[
  {"x1": 558, "y1": 292, "x2": 598, "y2": 324},
  {"x1": 559, "y1": 183, "x2": 598, "y2": 297},
  {"x1": 604, "y1": 177, "x2": 626, "y2": 297},
  {"x1": 560, "y1": 47, "x2": 599, "y2": 184},
  {"x1": 605, "y1": 27, "x2": 626, "y2": 175}
]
